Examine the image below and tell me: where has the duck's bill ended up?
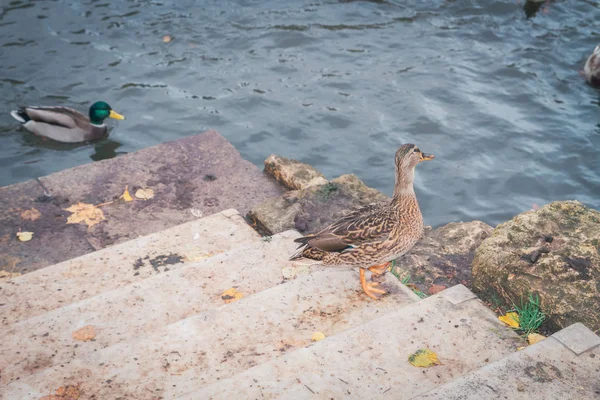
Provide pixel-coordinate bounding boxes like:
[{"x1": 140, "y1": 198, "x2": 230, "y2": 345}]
[
  {"x1": 420, "y1": 153, "x2": 435, "y2": 161},
  {"x1": 109, "y1": 110, "x2": 125, "y2": 120}
]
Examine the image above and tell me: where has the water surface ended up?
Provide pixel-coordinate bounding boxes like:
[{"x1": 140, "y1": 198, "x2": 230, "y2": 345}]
[{"x1": 1, "y1": 0, "x2": 599, "y2": 227}]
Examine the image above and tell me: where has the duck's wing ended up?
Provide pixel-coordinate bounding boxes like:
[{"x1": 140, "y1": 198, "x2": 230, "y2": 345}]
[
  {"x1": 294, "y1": 203, "x2": 396, "y2": 253},
  {"x1": 23, "y1": 106, "x2": 90, "y2": 130}
]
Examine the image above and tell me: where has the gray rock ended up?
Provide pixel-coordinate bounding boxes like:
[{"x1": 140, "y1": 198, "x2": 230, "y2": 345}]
[
  {"x1": 392, "y1": 221, "x2": 493, "y2": 295},
  {"x1": 264, "y1": 154, "x2": 327, "y2": 190},
  {"x1": 247, "y1": 174, "x2": 388, "y2": 236},
  {"x1": 472, "y1": 200, "x2": 600, "y2": 333}
]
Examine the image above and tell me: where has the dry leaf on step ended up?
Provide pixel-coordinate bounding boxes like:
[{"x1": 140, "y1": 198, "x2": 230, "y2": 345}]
[
  {"x1": 428, "y1": 284, "x2": 446, "y2": 295},
  {"x1": 183, "y1": 249, "x2": 214, "y2": 262},
  {"x1": 221, "y1": 287, "x2": 243, "y2": 304},
  {"x1": 408, "y1": 349, "x2": 442, "y2": 368},
  {"x1": 311, "y1": 332, "x2": 326, "y2": 342},
  {"x1": 20, "y1": 208, "x2": 41, "y2": 221},
  {"x1": 498, "y1": 312, "x2": 520, "y2": 328},
  {"x1": 64, "y1": 203, "x2": 105, "y2": 228},
  {"x1": 16, "y1": 231, "x2": 34, "y2": 242},
  {"x1": 135, "y1": 188, "x2": 155, "y2": 200},
  {"x1": 527, "y1": 332, "x2": 546, "y2": 345},
  {"x1": 72, "y1": 325, "x2": 96, "y2": 342},
  {"x1": 0, "y1": 270, "x2": 21, "y2": 280},
  {"x1": 120, "y1": 185, "x2": 134, "y2": 202},
  {"x1": 40, "y1": 384, "x2": 82, "y2": 400}
]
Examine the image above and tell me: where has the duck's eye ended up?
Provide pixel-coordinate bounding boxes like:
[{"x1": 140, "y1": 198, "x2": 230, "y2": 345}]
[{"x1": 413, "y1": 148, "x2": 420, "y2": 153}]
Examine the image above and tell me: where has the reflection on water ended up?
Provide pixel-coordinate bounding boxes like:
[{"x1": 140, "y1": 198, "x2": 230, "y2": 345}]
[
  {"x1": 90, "y1": 137, "x2": 126, "y2": 161},
  {"x1": 523, "y1": 0, "x2": 549, "y2": 19},
  {"x1": 0, "y1": 0, "x2": 599, "y2": 228}
]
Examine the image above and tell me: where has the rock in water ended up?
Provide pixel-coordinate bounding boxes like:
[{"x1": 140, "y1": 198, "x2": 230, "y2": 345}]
[
  {"x1": 264, "y1": 154, "x2": 327, "y2": 190},
  {"x1": 472, "y1": 200, "x2": 600, "y2": 333},
  {"x1": 393, "y1": 221, "x2": 493, "y2": 293},
  {"x1": 247, "y1": 174, "x2": 388, "y2": 236}
]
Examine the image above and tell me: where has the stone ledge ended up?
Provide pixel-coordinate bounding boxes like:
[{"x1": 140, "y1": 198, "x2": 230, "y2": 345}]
[
  {"x1": 552, "y1": 322, "x2": 600, "y2": 355},
  {"x1": 0, "y1": 130, "x2": 283, "y2": 274}
]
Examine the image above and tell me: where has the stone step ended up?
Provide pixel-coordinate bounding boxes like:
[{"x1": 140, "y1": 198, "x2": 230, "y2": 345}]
[
  {"x1": 0, "y1": 269, "x2": 419, "y2": 399},
  {"x1": 417, "y1": 323, "x2": 600, "y2": 400},
  {"x1": 0, "y1": 209, "x2": 259, "y2": 326},
  {"x1": 0, "y1": 130, "x2": 283, "y2": 275},
  {"x1": 178, "y1": 285, "x2": 523, "y2": 400},
  {"x1": 0, "y1": 230, "x2": 301, "y2": 386}
]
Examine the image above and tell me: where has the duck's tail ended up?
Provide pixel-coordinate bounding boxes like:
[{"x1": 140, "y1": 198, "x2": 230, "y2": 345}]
[
  {"x1": 10, "y1": 109, "x2": 29, "y2": 124},
  {"x1": 289, "y1": 235, "x2": 315, "y2": 260}
]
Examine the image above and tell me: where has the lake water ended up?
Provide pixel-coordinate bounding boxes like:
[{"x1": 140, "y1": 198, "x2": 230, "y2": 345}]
[{"x1": 1, "y1": 0, "x2": 599, "y2": 227}]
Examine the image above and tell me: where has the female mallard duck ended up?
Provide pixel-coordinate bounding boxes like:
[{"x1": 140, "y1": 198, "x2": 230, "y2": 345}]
[
  {"x1": 290, "y1": 143, "x2": 434, "y2": 299},
  {"x1": 10, "y1": 101, "x2": 125, "y2": 143},
  {"x1": 583, "y1": 45, "x2": 600, "y2": 87}
]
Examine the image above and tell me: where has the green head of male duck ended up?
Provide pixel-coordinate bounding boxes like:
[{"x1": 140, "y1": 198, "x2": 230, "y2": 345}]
[{"x1": 89, "y1": 101, "x2": 125, "y2": 125}]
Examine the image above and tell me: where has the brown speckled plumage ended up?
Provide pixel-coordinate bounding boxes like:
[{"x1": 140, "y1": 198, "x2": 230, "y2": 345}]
[{"x1": 290, "y1": 143, "x2": 433, "y2": 270}]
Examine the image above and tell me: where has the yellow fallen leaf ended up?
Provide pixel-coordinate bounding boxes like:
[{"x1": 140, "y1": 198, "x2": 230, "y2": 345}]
[
  {"x1": 311, "y1": 332, "x2": 326, "y2": 342},
  {"x1": 16, "y1": 231, "x2": 34, "y2": 242},
  {"x1": 120, "y1": 185, "x2": 134, "y2": 202},
  {"x1": 135, "y1": 188, "x2": 155, "y2": 200},
  {"x1": 527, "y1": 332, "x2": 546, "y2": 345},
  {"x1": 20, "y1": 208, "x2": 41, "y2": 221},
  {"x1": 72, "y1": 325, "x2": 96, "y2": 341},
  {"x1": 0, "y1": 270, "x2": 21, "y2": 281},
  {"x1": 408, "y1": 349, "x2": 442, "y2": 368},
  {"x1": 183, "y1": 249, "x2": 213, "y2": 262},
  {"x1": 221, "y1": 287, "x2": 243, "y2": 304},
  {"x1": 64, "y1": 202, "x2": 105, "y2": 228},
  {"x1": 498, "y1": 312, "x2": 520, "y2": 328}
]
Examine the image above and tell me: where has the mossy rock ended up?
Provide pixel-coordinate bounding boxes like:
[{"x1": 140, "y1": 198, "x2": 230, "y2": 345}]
[
  {"x1": 247, "y1": 174, "x2": 388, "y2": 236},
  {"x1": 472, "y1": 201, "x2": 600, "y2": 334}
]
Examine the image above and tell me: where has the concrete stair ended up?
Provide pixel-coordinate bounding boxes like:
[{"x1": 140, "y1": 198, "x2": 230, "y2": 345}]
[
  {"x1": 0, "y1": 209, "x2": 259, "y2": 326},
  {"x1": 1, "y1": 269, "x2": 418, "y2": 399},
  {"x1": 418, "y1": 323, "x2": 600, "y2": 400},
  {"x1": 1, "y1": 209, "x2": 599, "y2": 400},
  {"x1": 0, "y1": 229, "x2": 299, "y2": 386},
  {"x1": 179, "y1": 285, "x2": 523, "y2": 399}
]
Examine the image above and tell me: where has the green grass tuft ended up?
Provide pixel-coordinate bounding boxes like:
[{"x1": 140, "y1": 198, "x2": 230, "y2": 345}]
[
  {"x1": 512, "y1": 293, "x2": 546, "y2": 335},
  {"x1": 393, "y1": 271, "x2": 428, "y2": 299}
]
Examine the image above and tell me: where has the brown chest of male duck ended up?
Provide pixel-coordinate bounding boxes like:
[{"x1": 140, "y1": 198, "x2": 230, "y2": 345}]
[{"x1": 290, "y1": 143, "x2": 434, "y2": 299}]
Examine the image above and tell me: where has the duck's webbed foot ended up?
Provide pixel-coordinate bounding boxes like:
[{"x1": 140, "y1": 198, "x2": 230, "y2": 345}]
[{"x1": 360, "y1": 268, "x2": 387, "y2": 299}]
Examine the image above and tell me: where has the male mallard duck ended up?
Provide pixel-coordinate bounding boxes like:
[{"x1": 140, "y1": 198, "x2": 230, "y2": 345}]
[
  {"x1": 290, "y1": 143, "x2": 434, "y2": 299},
  {"x1": 10, "y1": 101, "x2": 125, "y2": 143},
  {"x1": 583, "y1": 45, "x2": 600, "y2": 87}
]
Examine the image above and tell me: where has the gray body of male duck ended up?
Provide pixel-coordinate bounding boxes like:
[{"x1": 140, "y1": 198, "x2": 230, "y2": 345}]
[
  {"x1": 290, "y1": 143, "x2": 434, "y2": 299},
  {"x1": 10, "y1": 101, "x2": 125, "y2": 143}
]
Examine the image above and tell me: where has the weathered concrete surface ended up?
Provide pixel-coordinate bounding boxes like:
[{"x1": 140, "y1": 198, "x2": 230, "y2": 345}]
[
  {"x1": 181, "y1": 285, "x2": 523, "y2": 400},
  {"x1": 248, "y1": 173, "x2": 388, "y2": 235},
  {"x1": 0, "y1": 209, "x2": 259, "y2": 326},
  {"x1": 472, "y1": 201, "x2": 600, "y2": 333},
  {"x1": 393, "y1": 221, "x2": 493, "y2": 294},
  {"x1": 264, "y1": 154, "x2": 327, "y2": 190},
  {"x1": 0, "y1": 231, "x2": 299, "y2": 386},
  {"x1": 0, "y1": 269, "x2": 418, "y2": 399},
  {"x1": 0, "y1": 130, "x2": 283, "y2": 275},
  {"x1": 418, "y1": 323, "x2": 600, "y2": 400}
]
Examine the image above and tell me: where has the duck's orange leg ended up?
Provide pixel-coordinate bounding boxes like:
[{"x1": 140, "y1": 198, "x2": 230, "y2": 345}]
[
  {"x1": 368, "y1": 261, "x2": 391, "y2": 277},
  {"x1": 360, "y1": 268, "x2": 386, "y2": 299}
]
